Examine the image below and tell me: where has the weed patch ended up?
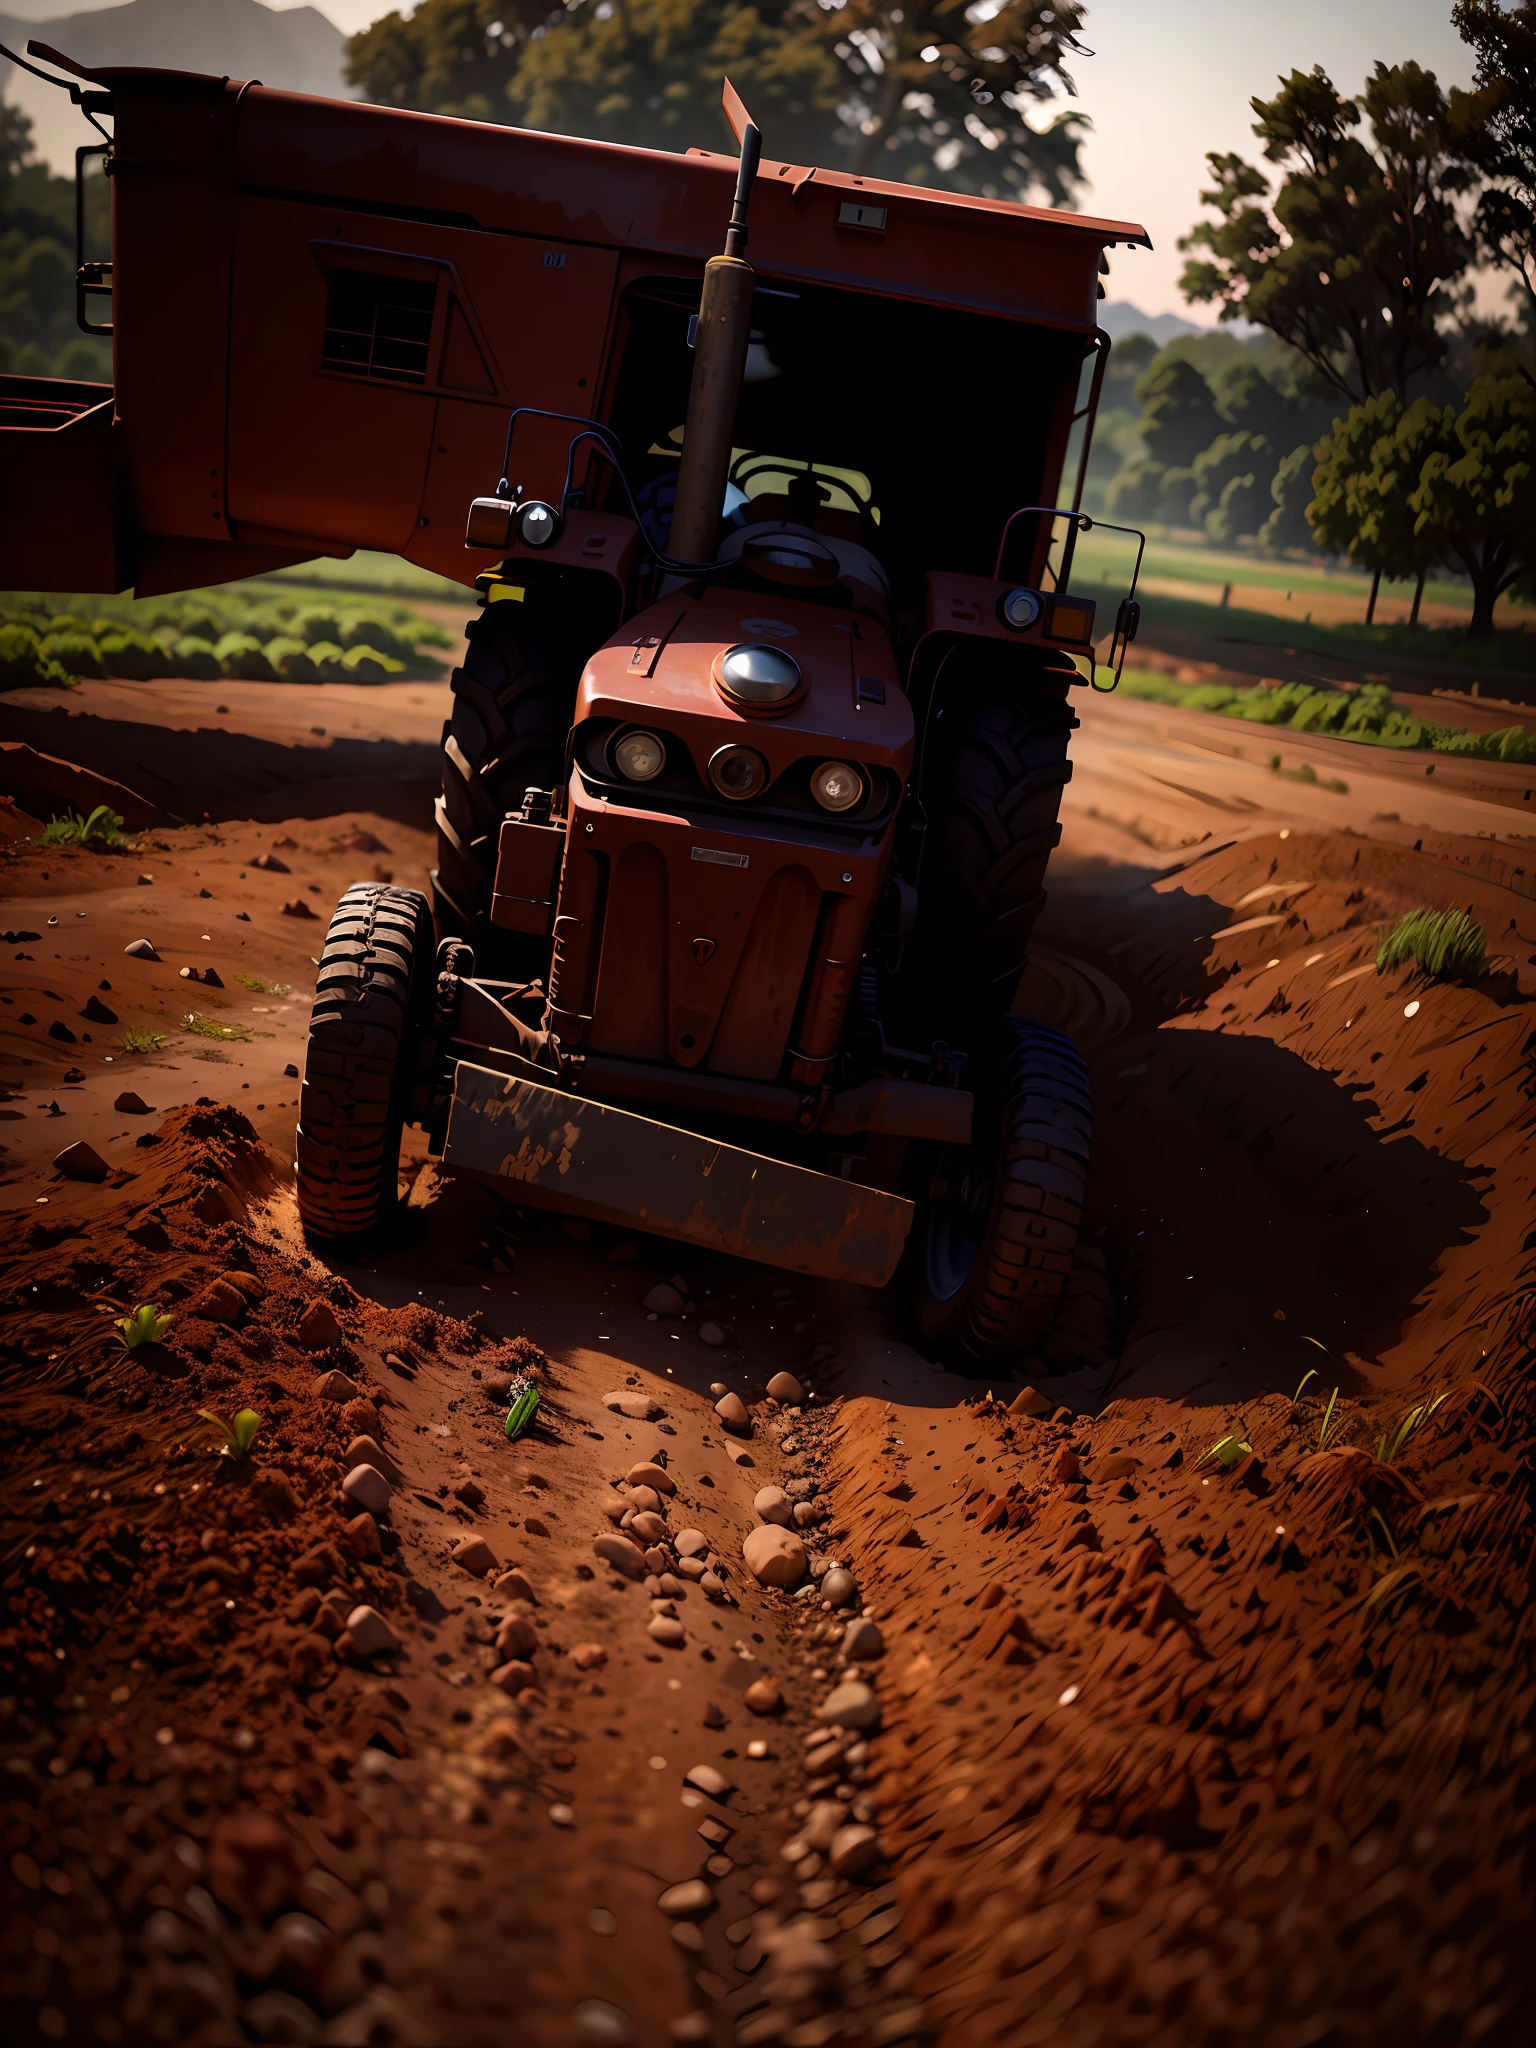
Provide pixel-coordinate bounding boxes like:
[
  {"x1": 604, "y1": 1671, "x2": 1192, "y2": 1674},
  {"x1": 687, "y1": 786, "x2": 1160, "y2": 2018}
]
[
  {"x1": 183, "y1": 1013, "x2": 271, "y2": 1043},
  {"x1": 117, "y1": 1027, "x2": 167, "y2": 1054},
  {"x1": 234, "y1": 975, "x2": 292, "y2": 997},
  {"x1": 1377, "y1": 909, "x2": 1487, "y2": 982},
  {"x1": 114, "y1": 1303, "x2": 173, "y2": 1350},
  {"x1": 40, "y1": 804, "x2": 130, "y2": 851}
]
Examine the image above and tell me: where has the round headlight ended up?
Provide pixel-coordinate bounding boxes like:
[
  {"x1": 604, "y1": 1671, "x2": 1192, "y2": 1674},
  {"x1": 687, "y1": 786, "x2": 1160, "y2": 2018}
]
[
  {"x1": 708, "y1": 744, "x2": 768, "y2": 801},
  {"x1": 716, "y1": 642, "x2": 802, "y2": 706},
  {"x1": 809, "y1": 760, "x2": 864, "y2": 813},
  {"x1": 999, "y1": 587, "x2": 1041, "y2": 631},
  {"x1": 613, "y1": 729, "x2": 665, "y2": 782},
  {"x1": 517, "y1": 500, "x2": 561, "y2": 549}
]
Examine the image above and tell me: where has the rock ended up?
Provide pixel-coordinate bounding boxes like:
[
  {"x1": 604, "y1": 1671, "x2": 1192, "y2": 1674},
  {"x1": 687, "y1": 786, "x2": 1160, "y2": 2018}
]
[
  {"x1": 48, "y1": 1021, "x2": 77, "y2": 1043},
  {"x1": 341, "y1": 1465, "x2": 391, "y2": 1518},
  {"x1": 494, "y1": 1614, "x2": 538, "y2": 1660},
  {"x1": 114, "y1": 1090, "x2": 150, "y2": 1114},
  {"x1": 744, "y1": 1677, "x2": 782, "y2": 1715},
  {"x1": 626, "y1": 1461, "x2": 676, "y2": 1497},
  {"x1": 284, "y1": 1063, "x2": 299, "y2": 1078},
  {"x1": 683, "y1": 1762, "x2": 733, "y2": 1798},
  {"x1": 642, "y1": 1545, "x2": 668, "y2": 1574},
  {"x1": 124, "y1": 938, "x2": 159, "y2": 959},
  {"x1": 726, "y1": 1446, "x2": 754, "y2": 1468},
  {"x1": 1090, "y1": 1452, "x2": 1139, "y2": 1482},
  {"x1": 192, "y1": 1276, "x2": 249, "y2": 1324},
  {"x1": 474, "y1": 1719, "x2": 526, "y2": 1761},
  {"x1": 253, "y1": 852, "x2": 290, "y2": 873},
  {"x1": 677, "y1": 1556, "x2": 707, "y2": 1582},
  {"x1": 569, "y1": 1642, "x2": 607, "y2": 1671},
  {"x1": 630, "y1": 1510, "x2": 669, "y2": 1542},
  {"x1": 802, "y1": 1801, "x2": 846, "y2": 1852},
  {"x1": 298, "y1": 1300, "x2": 344, "y2": 1353},
  {"x1": 673, "y1": 1528, "x2": 708, "y2": 1557},
  {"x1": 490, "y1": 1661, "x2": 537, "y2": 1695},
  {"x1": 63, "y1": 1067, "x2": 85, "y2": 1083},
  {"x1": 82, "y1": 993, "x2": 117, "y2": 1024},
  {"x1": 820, "y1": 1567, "x2": 860, "y2": 1610},
  {"x1": 657, "y1": 1572, "x2": 686, "y2": 1598},
  {"x1": 648, "y1": 1615, "x2": 686, "y2": 1648},
  {"x1": 345, "y1": 1435, "x2": 400, "y2": 1485},
  {"x1": 698, "y1": 1322, "x2": 726, "y2": 1347},
  {"x1": 450, "y1": 1535, "x2": 498, "y2": 1577},
  {"x1": 1047, "y1": 1446, "x2": 1082, "y2": 1485},
  {"x1": 743, "y1": 1525, "x2": 806, "y2": 1589},
  {"x1": 702, "y1": 1701, "x2": 726, "y2": 1730},
  {"x1": 829, "y1": 1824, "x2": 881, "y2": 1878},
  {"x1": 593, "y1": 1535, "x2": 647, "y2": 1580},
  {"x1": 643, "y1": 1283, "x2": 685, "y2": 1316},
  {"x1": 492, "y1": 1569, "x2": 536, "y2": 1602},
  {"x1": 710, "y1": 1382, "x2": 727, "y2": 1397},
  {"x1": 766, "y1": 1371, "x2": 804, "y2": 1405},
  {"x1": 339, "y1": 1397, "x2": 380, "y2": 1440},
  {"x1": 818, "y1": 1680, "x2": 880, "y2": 1731},
  {"x1": 793, "y1": 1502, "x2": 821, "y2": 1528},
  {"x1": 626, "y1": 1485, "x2": 662, "y2": 1514},
  {"x1": 753, "y1": 1486, "x2": 794, "y2": 1528},
  {"x1": 1009, "y1": 1384, "x2": 1052, "y2": 1418},
  {"x1": 340, "y1": 1512, "x2": 382, "y2": 1562},
  {"x1": 53, "y1": 1139, "x2": 107, "y2": 1183},
  {"x1": 699, "y1": 1572, "x2": 726, "y2": 1598},
  {"x1": 604, "y1": 1389, "x2": 663, "y2": 1420},
  {"x1": 842, "y1": 1618, "x2": 885, "y2": 1662},
  {"x1": 657, "y1": 1879, "x2": 713, "y2": 1919},
  {"x1": 345, "y1": 1607, "x2": 398, "y2": 1658},
  {"x1": 312, "y1": 1369, "x2": 358, "y2": 1403},
  {"x1": 573, "y1": 2001, "x2": 634, "y2": 2045},
  {"x1": 281, "y1": 898, "x2": 317, "y2": 919},
  {"x1": 714, "y1": 1391, "x2": 751, "y2": 1432}
]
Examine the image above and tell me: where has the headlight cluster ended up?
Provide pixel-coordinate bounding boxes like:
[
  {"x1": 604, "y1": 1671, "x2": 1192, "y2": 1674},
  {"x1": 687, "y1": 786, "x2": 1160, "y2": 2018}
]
[
  {"x1": 611, "y1": 728, "x2": 865, "y2": 813},
  {"x1": 612, "y1": 729, "x2": 665, "y2": 782}
]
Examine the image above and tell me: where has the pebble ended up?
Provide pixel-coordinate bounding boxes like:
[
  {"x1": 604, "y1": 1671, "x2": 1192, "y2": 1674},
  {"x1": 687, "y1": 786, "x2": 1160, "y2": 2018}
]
[
  {"x1": 670, "y1": 1921, "x2": 704, "y2": 1951},
  {"x1": 709, "y1": 1382, "x2": 727, "y2": 1397},
  {"x1": 297, "y1": 1300, "x2": 344, "y2": 1352},
  {"x1": 657, "y1": 1879, "x2": 713, "y2": 1919},
  {"x1": 657, "y1": 1573, "x2": 686, "y2": 1598},
  {"x1": 593, "y1": 1535, "x2": 647, "y2": 1580},
  {"x1": 345, "y1": 1607, "x2": 398, "y2": 1658},
  {"x1": 192, "y1": 1276, "x2": 249, "y2": 1324},
  {"x1": 573, "y1": 1999, "x2": 634, "y2": 2044},
  {"x1": 52, "y1": 1139, "x2": 107, "y2": 1182},
  {"x1": 743, "y1": 1524, "x2": 806, "y2": 1588},
  {"x1": 818, "y1": 1680, "x2": 880, "y2": 1731},
  {"x1": 493, "y1": 1569, "x2": 536, "y2": 1602},
  {"x1": 524, "y1": 1516, "x2": 551, "y2": 1538},
  {"x1": 494, "y1": 1614, "x2": 538, "y2": 1660},
  {"x1": 829, "y1": 1823, "x2": 881, "y2": 1878},
  {"x1": 603, "y1": 1390, "x2": 664, "y2": 1420},
  {"x1": 626, "y1": 1461, "x2": 677, "y2": 1497},
  {"x1": 114, "y1": 1090, "x2": 150, "y2": 1114},
  {"x1": 345, "y1": 1434, "x2": 400, "y2": 1484},
  {"x1": 726, "y1": 1445, "x2": 755, "y2": 1467},
  {"x1": 1009, "y1": 1384, "x2": 1051, "y2": 1418},
  {"x1": 648, "y1": 1615, "x2": 686, "y2": 1647},
  {"x1": 490, "y1": 1660, "x2": 537, "y2": 1694},
  {"x1": 683, "y1": 1763, "x2": 732, "y2": 1798},
  {"x1": 123, "y1": 938, "x2": 159, "y2": 959},
  {"x1": 842, "y1": 1618, "x2": 885, "y2": 1662},
  {"x1": 569, "y1": 1642, "x2": 608, "y2": 1671},
  {"x1": 753, "y1": 1486, "x2": 794, "y2": 1528},
  {"x1": 630, "y1": 1510, "x2": 669, "y2": 1542},
  {"x1": 673, "y1": 1527, "x2": 708, "y2": 1556},
  {"x1": 744, "y1": 1677, "x2": 782, "y2": 1715},
  {"x1": 820, "y1": 1567, "x2": 860, "y2": 1610},
  {"x1": 703, "y1": 1701, "x2": 726, "y2": 1728},
  {"x1": 699, "y1": 1571, "x2": 726, "y2": 1598},
  {"x1": 698, "y1": 1321, "x2": 726, "y2": 1346},
  {"x1": 793, "y1": 1502, "x2": 820, "y2": 1527},
  {"x1": 714, "y1": 1391, "x2": 751, "y2": 1432},
  {"x1": 449, "y1": 1535, "x2": 498, "y2": 1578},
  {"x1": 454, "y1": 1477, "x2": 485, "y2": 1508},
  {"x1": 643, "y1": 1545, "x2": 668, "y2": 1574},
  {"x1": 311, "y1": 1368, "x2": 358, "y2": 1403},
  {"x1": 766, "y1": 1371, "x2": 804, "y2": 1405},
  {"x1": 676, "y1": 1555, "x2": 707, "y2": 1581},
  {"x1": 549, "y1": 1804, "x2": 575, "y2": 1827},
  {"x1": 802, "y1": 1801, "x2": 846, "y2": 1851},
  {"x1": 341, "y1": 1465, "x2": 391, "y2": 1519},
  {"x1": 643, "y1": 1283, "x2": 685, "y2": 1315}
]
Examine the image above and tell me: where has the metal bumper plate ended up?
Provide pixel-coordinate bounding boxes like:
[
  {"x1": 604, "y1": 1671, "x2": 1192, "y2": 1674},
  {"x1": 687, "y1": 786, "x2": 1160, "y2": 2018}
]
[{"x1": 441, "y1": 1061, "x2": 914, "y2": 1287}]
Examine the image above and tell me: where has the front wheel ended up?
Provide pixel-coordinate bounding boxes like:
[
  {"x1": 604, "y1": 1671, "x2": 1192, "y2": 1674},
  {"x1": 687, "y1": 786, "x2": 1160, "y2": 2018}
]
[
  {"x1": 296, "y1": 882, "x2": 434, "y2": 1246},
  {"x1": 911, "y1": 1017, "x2": 1089, "y2": 1373}
]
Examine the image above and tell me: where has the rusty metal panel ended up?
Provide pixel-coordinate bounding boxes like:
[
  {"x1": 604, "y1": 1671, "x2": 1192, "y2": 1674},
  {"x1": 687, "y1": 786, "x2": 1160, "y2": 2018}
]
[{"x1": 441, "y1": 1061, "x2": 913, "y2": 1287}]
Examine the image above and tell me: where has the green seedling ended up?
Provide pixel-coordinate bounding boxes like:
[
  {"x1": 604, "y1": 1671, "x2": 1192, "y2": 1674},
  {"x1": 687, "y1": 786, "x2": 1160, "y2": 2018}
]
[
  {"x1": 198, "y1": 1407, "x2": 263, "y2": 1462},
  {"x1": 1364, "y1": 1561, "x2": 1423, "y2": 1612},
  {"x1": 1368, "y1": 1508, "x2": 1399, "y2": 1558},
  {"x1": 235, "y1": 974, "x2": 291, "y2": 996},
  {"x1": 1317, "y1": 1387, "x2": 1346, "y2": 1449},
  {"x1": 117, "y1": 1026, "x2": 167, "y2": 1054},
  {"x1": 115, "y1": 1302, "x2": 173, "y2": 1349},
  {"x1": 1290, "y1": 1368, "x2": 1319, "y2": 1409},
  {"x1": 504, "y1": 1377, "x2": 541, "y2": 1442},
  {"x1": 1376, "y1": 908, "x2": 1486, "y2": 983},
  {"x1": 41, "y1": 803, "x2": 129, "y2": 850},
  {"x1": 1200, "y1": 1433, "x2": 1253, "y2": 1469},
  {"x1": 183, "y1": 1012, "x2": 270, "y2": 1042},
  {"x1": 1376, "y1": 1392, "x2": 1449, "y2": 1465}
]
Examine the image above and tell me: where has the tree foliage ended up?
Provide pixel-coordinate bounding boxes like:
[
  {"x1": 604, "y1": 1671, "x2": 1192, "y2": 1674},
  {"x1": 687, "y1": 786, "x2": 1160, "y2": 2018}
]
[
  {"x1": 344, "y1": 0, "x2": 1092, "y2": 205},
  {"x1": 1410, "y1": 376, "x2": 1536, "y2": 636},
  {"x1": 1308, "y1": 392, "x2": 1449, "y2": 603},
  {"x1": 0, "y1": 104, "x2": 111, "y2": 380},
  {"x1": 1178, "y1": 63, "x2": 1481, "y2": 404},
  {"x1": 1454, "y1": 0, "x2": 1536, "y2": 323}
]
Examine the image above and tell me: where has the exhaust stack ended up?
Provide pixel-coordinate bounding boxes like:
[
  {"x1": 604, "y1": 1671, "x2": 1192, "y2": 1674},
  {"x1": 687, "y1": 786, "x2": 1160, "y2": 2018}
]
[{"x1": 669, "y1": 80, "x2": 761, "y2": 566}]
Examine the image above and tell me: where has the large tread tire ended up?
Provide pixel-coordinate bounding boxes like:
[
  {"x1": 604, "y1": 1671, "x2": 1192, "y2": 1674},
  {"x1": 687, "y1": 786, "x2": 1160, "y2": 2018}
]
[
  {"x1": 912, "y1": 1017, "x2": 1089, "y2": 1372},
  {"x1": 431, "y1": 604, "x2": 576, "y2": 964},
  {"x1": 904, "y1": 673, "x2": 1076, "y2": 1030},
  {"x1": 296, "y1": 882, "x2": 433, "y2": 1247}
]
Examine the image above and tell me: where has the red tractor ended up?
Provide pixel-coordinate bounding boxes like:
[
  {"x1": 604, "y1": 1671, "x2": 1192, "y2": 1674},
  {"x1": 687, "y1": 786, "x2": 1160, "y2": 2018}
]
[{"x1": 3, "y1": 44, "x2": 1147, "y2": 1371}]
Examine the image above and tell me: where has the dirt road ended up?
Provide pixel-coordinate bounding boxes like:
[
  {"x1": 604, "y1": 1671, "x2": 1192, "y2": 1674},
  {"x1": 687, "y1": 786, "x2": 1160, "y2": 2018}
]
[{"x1": 3, "y1": 671, "x2": 1534, "y2": 2047}]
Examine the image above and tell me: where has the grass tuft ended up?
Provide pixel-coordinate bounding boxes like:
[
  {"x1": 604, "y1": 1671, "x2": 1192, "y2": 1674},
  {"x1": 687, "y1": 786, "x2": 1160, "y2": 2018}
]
[
  {"x1": 234, "y1": 975, "x2": 291, "y2": 996},
  {"x1": 1376, "y1": 909, "x2": 1487, "y2": 983},
  {"x1": 40, "y1": 804, "x2": 130, "y2": 850},
  {"x1": 117, "y1": 1026, "x2": 166, "y2": 1054},
  {"x1": 183, "y1": 1013, "x2": 271, "y2": 1043}
]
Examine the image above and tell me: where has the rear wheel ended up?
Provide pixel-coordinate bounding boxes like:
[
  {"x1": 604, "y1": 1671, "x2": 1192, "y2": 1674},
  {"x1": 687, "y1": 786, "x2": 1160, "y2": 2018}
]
[
  {"x1": 432, "y1": 602, "x2": 576, "y2": 969},
  {"x1": 912, "y1": 1017, "x2": 1089, "y2": 1372},
  {"x1": 296, "y1": 882, "x2": 434, "y2": 1246}
]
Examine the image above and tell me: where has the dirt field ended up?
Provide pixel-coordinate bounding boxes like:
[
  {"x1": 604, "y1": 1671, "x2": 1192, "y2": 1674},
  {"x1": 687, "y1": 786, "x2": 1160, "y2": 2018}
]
[{"x1": 3, "y1": 666, "x2": 1535, "y2": 2047}]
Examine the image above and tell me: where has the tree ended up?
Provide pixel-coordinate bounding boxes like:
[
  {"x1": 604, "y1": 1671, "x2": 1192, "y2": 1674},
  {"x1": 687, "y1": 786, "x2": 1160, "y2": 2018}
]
[
  {"x1": 1190, "y1": 430, "x2": 1271, "y2": 541},
  {"x1": 1454, "y1": 0, "x2": 1536, "y2": 326},
  {"x1": 1179, "y1": 63, "x2": 1480, "y2": 404},
  {"x1": 1258, "y1": 443, "x2": 1318, "y2": 554},
  {"x1": 345, "y1": 0, "x2": 1093, "y2": 206},
  {"x1": 1134, "y1": 357, "x2": 1222, "y2": 468},
  {"x1": 1310, "y1": 393, "x2": 1439, "y2": 623},
  {"x1": 1410, "y1": 375, "x2": 1536, "y2": 637}
]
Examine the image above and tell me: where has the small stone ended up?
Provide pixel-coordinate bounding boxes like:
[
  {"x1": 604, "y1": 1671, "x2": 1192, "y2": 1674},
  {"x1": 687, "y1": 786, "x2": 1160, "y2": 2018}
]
[
  {"x1": 828, "y1": 1824, "x2": 881, "y2": 1878},
  {"x1": 703, "y1": 1700, "x2": 726, "y2": 1729},
  {"x1": 630, "y1": 1510, "x2": 669, "y2": 1542},
  {"x1": 604, "y1": 1389, "x2": 663, "y2": 1420},
  {"x1": 573, "y1": 2002, "x2": 634, "y2": 2046},
  {"x1": 593, "y1": 1535, "x2": 647, "y2": 1580},
  {"x1": 192, "y1": 1275, "x2": 249, "y2": 1324},
  {"x1": 714, "y1": 1391, "x2": 751, "y2": 1432},
  {"x1": 842, "y1": 1619, "x2": 885, "y2": 1662},
  {"x1": 524, "y1": 1516, "x2": 551, "y2": 1538},
  {"x1": 454, "y1": 1477, "x2": 485, "y2": 1508},
  {"x1": 52, "y1": 1139, "x2": 107, "y2": 1182},
  {"x1": 657, "y1": 1879, "x2": 713, "y2": 1919},
  {"x1": 802, "y1": 1800, "x2": 846, "y2": 1851},
  {"x1": 683, "y1": 1762, "x2": 733, "y2": 1798},
  {"x1": 548, "y1": 1803, "x2": 576, "y2": 1827},
  {"x1": 124, "y1": 937, "x2": 159, "y2": 958},
  {"x1": 1047, "y1": 1446, "x2": 1082, "y2": 1484},
  {"x1": 569, "y1": 1642, "x2": 608, "y2": 1671},
  {"x1": 281, "y1": 899, "x2": 318, "y2": 919},
  {"x1": 743, "y1": 1525, "x2": 806, "y2": 1589},
  {"x1": 298, "y1": 1300, "x2": 344, "y2": 1353},
  {"x1": 1009, "y1": 1384, "x2": 1052, "y2": 1418},
  {"x1": 346, "y1": 1434, "x2": 400, "y2": 1484},
  {"x1": 753, "y1": 1486, "x2": 793, "y2": 1528},
  {"x1": 312, "y1": 1369, "x2": 358, "y2": 1403},
  {"x1": 657, "y1": 1572, "x2": 686, "y2": 1598},
  {"x1": 643, "y1": 1283, "x2": 685, "y2": 1316},
  {"x1": 284, "y1": 1063, "x2": 299, "y2": 1078},
  {"x1": 793, "y1": 1502, "x2": 820, "y2": 1527},
  {"x1": 744, "y1": 1677, "x2": 782, "y2": 1716},
  {"x1": 648, "y1": 1615, "x2": 686, "y2": 1648},
  {"x1": 750, "y1": 1879, "x2": 782, "y2": 1906},
  {"x1": 710, "y1": 1382, "x2": 727, "y2": 1397},
  {"x1": 677, "y1": 1555, "x2": 707, "y2": 1581},
  {"x1": 490, "y1": 1660, "x2": 538, "y2": 1694},
  {"x1": 340, "y1": 1509, "x2": 383, "y2": 1560},
  {"x1": 345, "y1": 1607, "x2": 398, "y2": 1658},
  {"x1": 82, "y1": 993, "x2": 117, "y2": 1023},
  {"x1": 818, "y1": 1680, "x2": 879, "y2": 1731},
  {"x1": 114, "y1": 1090, "x2": 150, "y2": 1114},
  {"x1": 670, "y1": 1921, "x2": 703, "y2": 1952},
  {"x1": 253, "y1": 852, "x2": 291, "y2": 873},
  {"x1": 673, "y1": 1528, "x2": 708, "y2": 1557},
  {"x1": 698, "y1": 1321, "x2": 726, "y2": 1346},
  {"x1": 474, "y1": 1718, "x2": 526, "y2": 1761},
  {"x1": 493, "y1": 1569, "x2": 535, "y2": 1602},
  {"x1": 726, "y1": 1446, "x2": 754, "y2": 1468},
  {"x1": 699, "y1": 1571, "x2": 726, "y2": 1598},
  {"x1": 766, "y1": 1371, "x2": 804, "y2": 1405},
  {"x1": 342, "y1": 1465, "x2": 391, "y2": 1518},
  {"x1": 820, "y1": 1567, "x2": 860, "y2": 1610},
  {"x1": 626, "y1": 1461, "x2": 676, "y2": 1497},
  {"x1": 450, "y1": 1535, "x2": 498, "y2": 1577},
  {"x1": 494, "y1": 1614, "x2": 538, "y2": 1660}
]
